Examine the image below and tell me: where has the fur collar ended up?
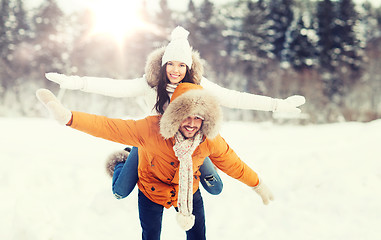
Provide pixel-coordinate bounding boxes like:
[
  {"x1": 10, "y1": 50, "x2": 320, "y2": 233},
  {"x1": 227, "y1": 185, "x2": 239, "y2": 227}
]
[{"x1": 144, "y1": 47, "x2": 204, "y2": 88}]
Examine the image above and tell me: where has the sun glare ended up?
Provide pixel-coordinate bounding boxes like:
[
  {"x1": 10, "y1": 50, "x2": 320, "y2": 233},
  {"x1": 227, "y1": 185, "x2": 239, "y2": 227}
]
[{"x1": 89, "y1": 0, "x2": 145, "y2": 43}]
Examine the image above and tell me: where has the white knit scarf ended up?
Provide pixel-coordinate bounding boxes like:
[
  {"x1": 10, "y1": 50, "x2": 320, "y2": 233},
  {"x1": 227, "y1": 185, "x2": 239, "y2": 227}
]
[
  {"x1": 173, "y1": 130, "x2": 202, "y2": 231},
  {"x1": 166, "y1": 83, "x2": 178, "y2": 94},
  {"x1": 163, "y1": 83, "x2": 179, "y2": 112}
]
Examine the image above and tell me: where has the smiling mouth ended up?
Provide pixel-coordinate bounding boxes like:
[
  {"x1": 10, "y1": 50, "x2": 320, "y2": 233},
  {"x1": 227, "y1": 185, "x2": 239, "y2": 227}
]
[{"x1": 184, "y1": 126, "x2": 196, "y2": 132}]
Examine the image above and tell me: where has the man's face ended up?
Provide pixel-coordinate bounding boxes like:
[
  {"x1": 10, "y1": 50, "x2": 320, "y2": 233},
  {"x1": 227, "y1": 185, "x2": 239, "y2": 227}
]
[{"x1": 179, "y1": 116, "x2": 203, "y2": 139}]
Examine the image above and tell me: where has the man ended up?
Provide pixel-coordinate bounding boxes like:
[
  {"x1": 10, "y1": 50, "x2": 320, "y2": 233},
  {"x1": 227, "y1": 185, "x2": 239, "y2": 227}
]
[{"x1": 36, "y1": 82, "x2": 274, "y2": 240}]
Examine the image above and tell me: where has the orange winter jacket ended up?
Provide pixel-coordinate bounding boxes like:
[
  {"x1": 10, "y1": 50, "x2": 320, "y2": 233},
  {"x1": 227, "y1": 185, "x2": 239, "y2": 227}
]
[{"x1": 70, "y1": 111, "x2": 259, "y2": 208}]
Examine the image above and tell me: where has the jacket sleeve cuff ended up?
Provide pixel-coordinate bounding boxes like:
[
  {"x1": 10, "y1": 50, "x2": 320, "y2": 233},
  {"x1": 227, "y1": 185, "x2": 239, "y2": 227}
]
[{"x1": 66, "y1": 113, "x2": 73, "y2": 126}]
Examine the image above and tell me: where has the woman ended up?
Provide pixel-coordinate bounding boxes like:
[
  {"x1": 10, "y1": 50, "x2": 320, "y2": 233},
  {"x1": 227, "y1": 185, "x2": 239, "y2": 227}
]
[{"x1": 46, "y1": 26, "x2": 305, "y2": 199}]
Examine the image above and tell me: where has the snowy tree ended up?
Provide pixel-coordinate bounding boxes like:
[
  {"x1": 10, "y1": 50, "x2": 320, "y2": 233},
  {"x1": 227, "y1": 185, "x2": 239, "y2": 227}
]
[
  {"x1": 285, "y1": 13, "x2": 317, "y2": 71},
  {"x1": 155, "y1": 0, "x2": 175, "y2": 37},
  {"x1": 12, "y1": 0, "x2": 29, "y2": 43},
  {"x1": 187, "y1": 0, "x2": 224, "y2": 65},
  {"x1": 184, "y1": 0, "x2": 198, "y2": 41},
  {"x1": 31, "y1": 0, "x2": 68, "y2": 74},
  {"x1": 0, "y1": 0, "x2": 44, "y2": 116},
  {"x1": 235, "y1": 0, "x2": 275, "y2": 92},
  {"x1": 353, "y1": 3, "x2": 381, "y2": 121},
  {"x1": 316, "y1": 0, "x2": 342, "y2": 99},
  {"x1": 0, "y1": 0, "x2": 30, "y2": 85},
  {"x1": 376, "y1": 5, "x2": 381, "y2": 30},
  {"x1": 0, "y1": 0, "x2": 16, "y2": 67},
  {"x1": 267, "y1": 0, "x2": 294, "y2": 61},
  {"x1": 316, "y1": 0, "x2": 364, "y2": 99},
  {"x1": 317, "y1": 0, "x2": 338, "y2": 71},
  {"x1": 335, "y1": 0, "x2": 363, "y2": 75},
  {"x1": 239, "y1": 0, "x2": 273, "y2": 68},
  {"x1": 358, "y1": 1, "x2": 381, "y2": 42}
]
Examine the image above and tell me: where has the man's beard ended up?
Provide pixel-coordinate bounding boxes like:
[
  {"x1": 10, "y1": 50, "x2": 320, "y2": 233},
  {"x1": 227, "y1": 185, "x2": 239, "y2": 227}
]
[{"x1": 179, "y1": 128, "x2": 201, "y2": 139}]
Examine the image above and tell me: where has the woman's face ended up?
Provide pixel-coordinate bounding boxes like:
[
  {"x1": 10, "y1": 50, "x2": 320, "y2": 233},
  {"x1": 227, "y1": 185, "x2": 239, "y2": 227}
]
[{"x1": 166, "y1": 61, "x2": 187, "y2": 84}]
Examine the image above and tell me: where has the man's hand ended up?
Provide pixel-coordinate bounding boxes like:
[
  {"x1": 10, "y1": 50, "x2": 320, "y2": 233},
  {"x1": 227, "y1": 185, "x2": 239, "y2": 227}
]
[
  {"x1": 272, "y1": 95, "x2": 306, "y2": 114},
  {"x1": 45, "y1": 72, "x2": 85, "y2": 90},
  {"x1": 252, "y1": 179, "x2": 274, "y2": 205},
  {"x1": 36, "y1": 89, "x2": 72, "y2": 125}
]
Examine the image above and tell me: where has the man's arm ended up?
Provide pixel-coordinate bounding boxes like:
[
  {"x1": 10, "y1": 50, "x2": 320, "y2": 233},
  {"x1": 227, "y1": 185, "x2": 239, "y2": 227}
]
[
  {"x1": 70, "y1": 111, "x2": 147, "y2": 147},
  {"x1": 208, "y1": 135, "x2": 259, "y2": 187},
  {"x1": 36, "y1": 88, "x2": 149, "y2": 147},
  {"x1": 208, "y1": 135, "x2": 274, "y2": 205}
]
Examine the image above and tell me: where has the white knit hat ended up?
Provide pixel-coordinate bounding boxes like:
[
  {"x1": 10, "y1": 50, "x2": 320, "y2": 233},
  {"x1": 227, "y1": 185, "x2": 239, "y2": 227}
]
[{"x1": 161, "y1": 26, "x2": 193, "y2": 69}]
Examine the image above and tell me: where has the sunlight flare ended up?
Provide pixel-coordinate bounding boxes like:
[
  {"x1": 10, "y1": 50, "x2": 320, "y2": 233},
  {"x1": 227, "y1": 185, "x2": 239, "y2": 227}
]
[{"x1": 89, "y1": 0, "x2": 146, "y2": 42}]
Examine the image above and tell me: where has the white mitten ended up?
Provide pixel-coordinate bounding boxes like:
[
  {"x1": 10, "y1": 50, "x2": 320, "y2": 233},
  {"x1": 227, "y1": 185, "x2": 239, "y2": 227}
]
[
  {"x1": 252, "y1": 179, "x2": 274, "y2": 205},
  {"x1": 36, "y1": 89, "x2": 72, "y2": 125},
  {"x1": 45, "y1": 72, "x2": 85, "y2": 90},
  {"x1": 272, "y1": 95, "x2": 306, "y2": 114}
]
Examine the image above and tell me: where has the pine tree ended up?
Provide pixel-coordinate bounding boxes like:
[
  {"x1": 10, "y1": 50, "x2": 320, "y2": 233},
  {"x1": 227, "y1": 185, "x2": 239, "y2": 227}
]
[
  {"x1": 184, "y1": 0, "x2": 198, "y2": 40},
  {"x1": 0, "y1": 0, "x2": 29, "y2": 64},
  {"x1": 0, "y1": 0, "x2": 15, "y2": 66},
  {"x1": 31, "y1": 0, "x2": 66, "y2": 73},
  {"x1": 182, "y1": 0, "x2": 225, "y2": 72},
  {"x1": 0, "y1": 0, "x2": 30, "y2": 87},
  {"x1": 191, "y1": 0, "x2": 219, "y2": 61},
  {"x1": 376, "y1": 5, "x2": 381, "y2": 32},
  {"x1": 316, "y1": 0, "x2": 342, "y2": 98},
  {"x1": 267, "y1": 0, "x2": 294, "y2": 60},
  {"x1": 239, "y1": 0, "x2": 273, "y2": 75},
  {"x1": 286, "y1": 14, "x2": 317, "y2": 71},
  {"x1": 358, "y1": 1, "x2": 380, "y2": 41},
  {"x1": 335, "y1": 0, "x2": 363, "y2": 74},
  {"x1": 155, "y1": 0, "x2": 175, "y2": 36},
  {"x1": 317, "y1": 0, "x2": 338, "y2": 71},
  {"x1": 317, "y1": 0, "x2": 363, "y2": 98}
]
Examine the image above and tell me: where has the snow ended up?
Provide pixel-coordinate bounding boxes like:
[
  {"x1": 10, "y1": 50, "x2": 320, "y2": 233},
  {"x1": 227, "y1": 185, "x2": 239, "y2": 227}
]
[{"x1": 1, "y1": 117, "x2": 381, "y2": 239}]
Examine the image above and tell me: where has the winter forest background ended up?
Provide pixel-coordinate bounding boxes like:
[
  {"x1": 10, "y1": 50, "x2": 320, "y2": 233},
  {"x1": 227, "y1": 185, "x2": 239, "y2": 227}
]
[{"x1": 1, "y1": 0, "x2": 381, "y2": 123}]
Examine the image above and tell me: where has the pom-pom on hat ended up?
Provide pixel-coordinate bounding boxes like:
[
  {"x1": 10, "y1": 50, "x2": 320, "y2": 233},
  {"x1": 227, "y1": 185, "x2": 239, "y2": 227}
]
[{"x1": 161, "y1": 26, "x2": 193, "y2": 69}]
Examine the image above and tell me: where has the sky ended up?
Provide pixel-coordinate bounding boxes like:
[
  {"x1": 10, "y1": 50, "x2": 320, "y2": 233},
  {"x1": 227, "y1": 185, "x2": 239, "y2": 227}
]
[{"x1": 1, "y1": 117, "x2": 380, "y2": 239}]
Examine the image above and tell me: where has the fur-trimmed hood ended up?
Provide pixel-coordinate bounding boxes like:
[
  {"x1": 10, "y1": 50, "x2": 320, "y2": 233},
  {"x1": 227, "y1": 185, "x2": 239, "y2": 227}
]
[
  {"x1": 160, "y1": 83, "x2": 222, "y2": 139},
  {"x1": 144, "y1": 47, "x2": 204, "y2": 88}
]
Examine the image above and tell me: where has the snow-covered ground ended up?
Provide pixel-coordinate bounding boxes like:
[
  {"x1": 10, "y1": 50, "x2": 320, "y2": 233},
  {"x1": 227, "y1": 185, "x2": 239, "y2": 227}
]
[{"x1": 1, "y1": 117, "x2": 380, "y2": 240}]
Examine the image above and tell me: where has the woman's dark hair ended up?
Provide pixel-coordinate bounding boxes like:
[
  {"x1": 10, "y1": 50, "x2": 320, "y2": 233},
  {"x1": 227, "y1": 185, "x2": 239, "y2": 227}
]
[{"x1": 154, "y1": 63, "x2": 194, "y2": 114}]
